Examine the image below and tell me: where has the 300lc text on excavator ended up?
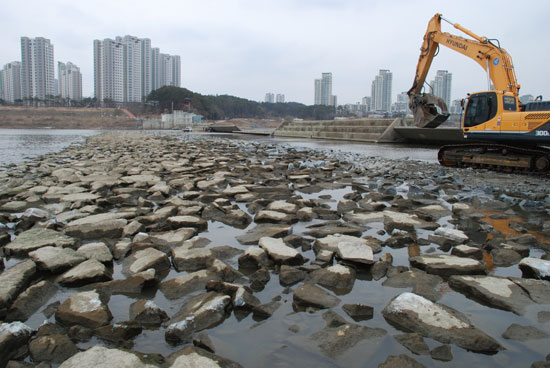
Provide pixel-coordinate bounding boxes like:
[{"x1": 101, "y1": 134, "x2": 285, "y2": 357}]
[{"x1": 408, "y1": 13, "x2": 550, "y2": 173}]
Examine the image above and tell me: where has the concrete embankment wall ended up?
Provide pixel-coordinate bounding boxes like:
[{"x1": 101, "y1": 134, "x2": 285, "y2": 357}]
[{"x1": 273, "y1": 118, "x2": 404, "y2": 142}]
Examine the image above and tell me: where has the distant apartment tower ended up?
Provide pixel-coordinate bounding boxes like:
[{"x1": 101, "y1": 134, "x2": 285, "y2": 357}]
[
  {"x1": 371, "y1": 69, "x2": 392, "y2": 112},
  {"x1": 276, "y1": 94, "x2": 285, "y2": 103},
  {"x1": 1, "y1": 62, "x2": 22, "y2": 103},
  {"x1": 159, "y1": 53, "x2": 181, "y2": 88},
  {"x1": 431, "y1": 70, "x2": 452, "y2": 108},
  {"x1": 20, "y1": 37, "x2": 55, "y2": 100},
  {"x1": 314, "y1": 73, "x2": 336, "y2": 106},
  {"x1": 265, "y1": 93, "x2": 275, "y2": 103},
  {"x1": 94, "y1": 36, "x2": 180, "y2": 104},
  {"x1": 58, "y1": 62, "x2": 82, "y2": 101},
  {"x1": 93, "y1": 38, "x2": 124, "y2": 103}
]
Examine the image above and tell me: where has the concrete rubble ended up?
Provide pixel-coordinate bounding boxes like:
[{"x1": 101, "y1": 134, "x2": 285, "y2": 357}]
[{"x1": 0, "y1": 131, "x2": 549, "y2": 366}]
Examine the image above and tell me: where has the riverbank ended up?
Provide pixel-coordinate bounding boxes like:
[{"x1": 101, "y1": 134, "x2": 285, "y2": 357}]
[
  {"x1": 0, "y1": 107, "x2": 139, "y2": 130},
  {"x1": 1, "y1": 132, "x2": 550, "y2": 367}
]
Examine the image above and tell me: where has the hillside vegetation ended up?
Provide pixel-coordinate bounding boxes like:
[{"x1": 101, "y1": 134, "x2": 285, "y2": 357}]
[{"x1": 146, "y1": 86, "x2": 335, "y2": 120}]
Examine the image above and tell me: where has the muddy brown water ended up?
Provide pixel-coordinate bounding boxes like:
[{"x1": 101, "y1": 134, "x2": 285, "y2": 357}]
[{"x1": 1, "y1": 131, "x2": 549, "y2": 367}]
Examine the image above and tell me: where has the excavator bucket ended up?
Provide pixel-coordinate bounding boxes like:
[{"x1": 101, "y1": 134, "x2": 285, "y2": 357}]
[{"x1": 408, "y1": 93, "x2": 450, "y2": 128}]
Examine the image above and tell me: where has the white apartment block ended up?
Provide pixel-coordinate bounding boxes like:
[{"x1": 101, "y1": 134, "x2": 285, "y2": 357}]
[
  {"x1": 430, "y1": 70, "x2": 452, "y2": 108},
  {"x1": 58, "y1": 62, "x2": 82, "y2": 101},
  {"x1": 94, "y1": 39, "x2": 124, "y2": 103},
  {"x1": 1, "y1": 61, "x2": 22, "y2": 103},
  {"x1": 94, "y1": 37, "x2": 180, "y2": 104},
  {"x1": 20, "y1": 37, "x2": 55, "y2": 100},
  {"x1": 276, "y1": 94, "x2": 285, "y2": 103},
  {"x1": 159, "y1": 53, "x2": 181, "y2": 88},
  {"x1": 314, "y1": 73, "x2": 336, "y2": 106},
  {"x1": 371, "y1": 69, "x2": 393, "y2": 112},
  {"x1": 265, "y1": 92, "x2": 274, "y2": 103}
]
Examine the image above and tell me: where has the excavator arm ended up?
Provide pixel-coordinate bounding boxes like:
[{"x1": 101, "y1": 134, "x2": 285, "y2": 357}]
[{"x1": 408, "y1": 13, "x2": 519, "y2": 128}]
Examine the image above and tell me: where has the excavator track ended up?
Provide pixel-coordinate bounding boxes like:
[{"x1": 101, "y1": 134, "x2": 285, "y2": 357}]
[{"x1": 438, "y1": 143, "x2": 550, "y2": 174}]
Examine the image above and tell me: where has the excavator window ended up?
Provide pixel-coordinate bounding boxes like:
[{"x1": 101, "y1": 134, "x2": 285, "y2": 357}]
[
  {"x1": 464, "y1": 92, "x2": 498, "y2": 127},
  {"x1": 503, "y1": 96, "x2": 517, "y2": 111}
]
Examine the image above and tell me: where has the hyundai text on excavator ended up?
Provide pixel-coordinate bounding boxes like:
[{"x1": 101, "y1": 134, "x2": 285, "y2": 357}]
[{"x1": 408, "y1": 13, "x2": 550, "y2": 173}]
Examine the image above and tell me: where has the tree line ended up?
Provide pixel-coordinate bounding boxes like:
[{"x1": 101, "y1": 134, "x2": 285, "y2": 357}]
[{"x1": 146, "y1": 86, "x2": 335, "y2": 120}]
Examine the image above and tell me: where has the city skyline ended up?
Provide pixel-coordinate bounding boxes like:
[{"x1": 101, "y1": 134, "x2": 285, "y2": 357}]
[{"x1": 1, "y1": 1, "x2": 549, "y2": 105}]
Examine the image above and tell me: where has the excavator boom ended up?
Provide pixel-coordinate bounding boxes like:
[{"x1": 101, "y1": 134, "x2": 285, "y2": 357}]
[{"x1": 408, "y1": 14, "x2": 520, "y2": 128}]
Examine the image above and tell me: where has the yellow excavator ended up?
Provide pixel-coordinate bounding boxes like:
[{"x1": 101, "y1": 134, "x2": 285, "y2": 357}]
[{"x1": 408, "y1": 13, "x2": 550, "y2": 173}]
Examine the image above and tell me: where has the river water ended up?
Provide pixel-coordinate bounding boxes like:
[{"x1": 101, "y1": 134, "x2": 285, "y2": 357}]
[{"x1": 0, "y1": 129, "x2": 439, "y2": 169}]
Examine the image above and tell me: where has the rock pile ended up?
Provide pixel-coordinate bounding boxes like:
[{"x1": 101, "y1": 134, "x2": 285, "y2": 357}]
[{"x1": 0, "y1": 131, "x2": 549, "y2": 367}]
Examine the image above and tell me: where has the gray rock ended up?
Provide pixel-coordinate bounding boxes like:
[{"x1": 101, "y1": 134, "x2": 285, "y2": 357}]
[
  {"x1": 165, "y1": 292, "x2": 231, "y2": 344},
  {"x1": 0, "y1": 260, "x2": 36, "y2": 317},
  {"x1": 449, "y1": 275, "x2": 534, "y2": 315},
  {"x1": 307, "y1": 264, "x2": 356, "y2": 292},
  {"x1": 304, "y1": 224, "x2": 363, "y2": 238},
  {"x1": 29, "y1": 246, "x2": 87, "y2": 273},
  {"x1": 382, "y1": 269, "x2": 443, "y2": 301},
  {"x1": 502, "y1": 323, "x2": 549, "y2": 341},
  {"x1": 238, "y1": 246, "x2": 271, "y2": 269},
  {"x1": 58, "y1": 345, "x2": 158, "y2": 368},
  {"x1": 519, "y1": 257, "x2": 550, "y2": 280},
  {"x1": 451, "y1": 244, "x2": 483, "y2": 260},
  {"x1": 259, "y1": 237, "x2": 304, "y2": 265},
  {"x1": 293, "y1": 283, "x2": 341, "y2": 309},
  {"x1": 29, "y1": 333, "x2": 78, "y2": 363},
  {"x1": 382, "y1": 292, "x2": 503, "y2": 354},
  {"x1": 235, "y1": 224, "x2": 291, "y2": 245},
  {"x1": 76, "y1": 242, "x2": 113, "y2": 263},
  {"x1": 65, "y1": 212, "x2": 131, "y2": 239},
  {"x1": 55, "y1": 290, "x2": 112, "y2": 328},
  {"x1": 94, "y1": 320, "x2": 143, "y2": 347},
  {"x1": 313, "y1": 234, "x2": 371, "y2": 254},
  {"x1": 123, "y1": 248, "x2": 171, "y2": 275},
  {"x1": 129, "y1": 299, "x2": 169, "y2": 327},
  {"x1": 378, "y1": 354, "x2": 427, "y2": 368},
  {"x1": 6, "y1": 280, "x2": 57, "y2": 322},
  {"x1": 394, "y1": 333, "x2": 430, "y2": 355},
  {"x1": 279, "y1": 265, "x2": 306, "y2": 286},
  {"x1": 165, "y1": 345, "x2": 243, "y2": 368},
  {"x1": 342, "y1": 304, "x2": 374, "y2": 322},
  {"x1": 160, "y1": 270, "x2": 220, "y2": 300},
  {"x1": 491, "y1": 248, "x2": 522, "y2": 266},
  {"x1": 255, "y1": 210, "x2": 296, "y2": 224},
  {"x1": 336, "y1": 241, "x2": 374, "y2": 265},
  {"x1": 149, "y1": 228, "x2": 197, "y2": 247},
  {"x1": 430, "y1": 344, "x2": 453, "y2": 361},
  {"x1": 0, "y1": 322, "x2": 33, "y2": 368},
  {"x1": 310, "y1": 323, "x2": 386, "y2": 358},
  {"x1": 510, "y1": 278, "x2": 550, "y2": 304},
  {"x1": 410, "y1": 254, "x2": 486, "y2": 276},
  {"x1": 172, "y1": 247, "x2": 213, "y2": 272},
  {"x1": 58, "y1": 259, "x2": 113, "y2": 286},
  {"x1": 166, "y1": 215, "x2": 207, "y2": 231},
  {"x1": 91, "y1": 269, "x2": 156, "y2": 296},
  {"x1": 4, "y1": 228, "x2": 78, "y2": 256}
]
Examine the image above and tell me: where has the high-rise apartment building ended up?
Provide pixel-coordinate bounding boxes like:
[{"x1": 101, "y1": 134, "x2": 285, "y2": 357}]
[
  {"x1": 371, "y1": 69, "x2": 393, "y2": 112},
  {"x1": 313, "y1": 73, "x2": 336, "y2": 106},
  {"x1": 265, "y1": 93, "x2": 275, "y2": 103},
  {"x1": 93, "y1": 38, "x2": 124, "y2": 103},
  {"x1": 159, "y1": 53, "x2": 180, "y2": 88},
  {"x1": 1, "y1": 62, "x2": 22, "y2": 103},
  {"x1": 430, "y1": 70, "x2": 452, "y2": 108},
  {"x1": 20, "y1": 37, "x2": 55, "y2": 100},
  {"x1": 94, "y1": 36, "x2": 180, "y2": 104},
  {"x1": 276, "y1": 94, "x2": 285, "y2": 103},
  {"x1": 58, "y1": 62, "x2": 82, "y2": 101}
]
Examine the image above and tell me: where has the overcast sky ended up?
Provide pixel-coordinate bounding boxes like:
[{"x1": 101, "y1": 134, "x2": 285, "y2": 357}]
[{"x1": 2, "y1": 0, "x2": 549, "y2": 105}]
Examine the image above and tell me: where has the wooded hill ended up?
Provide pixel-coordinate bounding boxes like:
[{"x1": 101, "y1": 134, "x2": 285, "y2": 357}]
[{"x1": 146, "y1": 86, "x2": 335, "y2": 120}]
